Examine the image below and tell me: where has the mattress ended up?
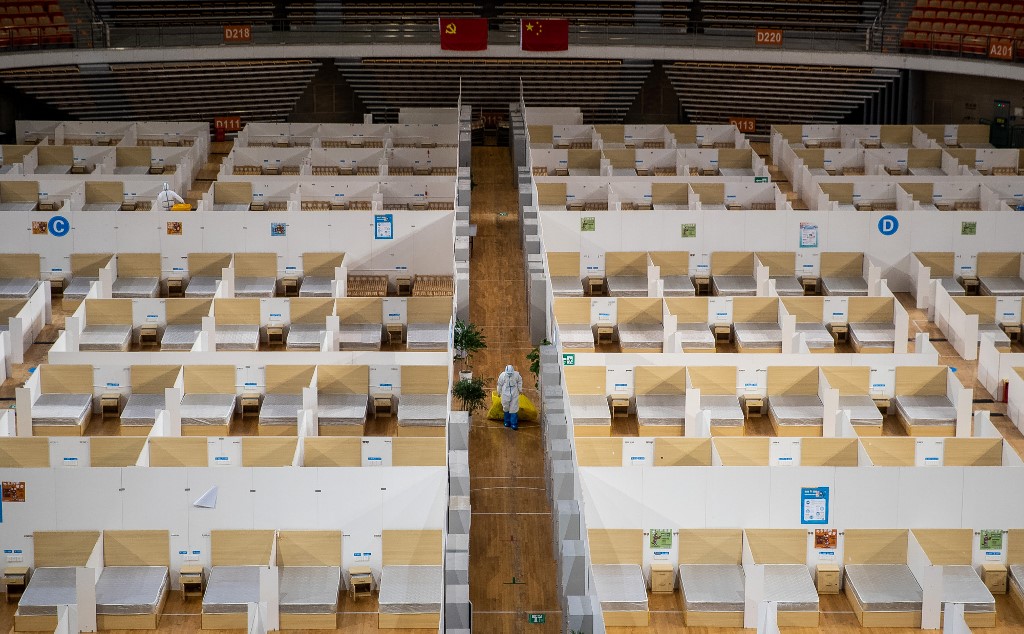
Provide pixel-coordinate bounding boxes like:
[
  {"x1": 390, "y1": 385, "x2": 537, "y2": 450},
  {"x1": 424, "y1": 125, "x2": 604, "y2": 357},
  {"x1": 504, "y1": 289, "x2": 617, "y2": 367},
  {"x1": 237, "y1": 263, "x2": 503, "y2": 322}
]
[
  {"x1": 771, "y1": 275, "x2": 804, "y2": 297},
  {"x1": 635, "y1": 394, "x2": 685, "y2": 427},
  {"x1": 319, "y1": 393, "x2": 368, "y2": 427},
  {"x1": 397, "y1": 394, "x2": 447, "y2": 428},
  {"x1": 279, "y1": 566, "x2": 340, "y2": 614},
  {"x1": 768, "y1": 395, "x2": 824, "y2": 427},
  {"x1": 96, "y1": 566, "x2": 169, "y2": 615},
  {"x1": 893, "y1": 394, "x2": 956, "y2": 427},
  {"x1": 592, "y1": 564, "x2": 649, "y2": 612},
  {"x1": 978, "y1": 322, "x2": 1011, "y2": 347},
  {"x1": 184, "y1": 276, "x2": 220, "y2": 298},
  {"x1": 839, "y1": 395, "x2": 883, "y2": 426},
  {"x1": 406, "y1": 323, "x2": 449, "y2": 350},
  {"x1": 203, "y1": 566, "x2": 260, "y2": 614},
  {"x1": 180, "y1": 393, "x2": 236, "y2": 426},
  {"x1": 677, "y1": 322, "x2": 715, "y2": 349},
  {"x1": 936, "y1": 277, "x2": 965, "y2": 296},
  {"x1": 849, "y1": 322, "x2": 896, "y2": 349},
  {"x1": 161, "y1": 324, "x2": 201, "y2": 350},
  {"x1": 121, "y1": 393, "x2": 165, "y2": 427},
  {"x1": 62, "y1": 276, "x2": 97, "y2": 301},
  {"x1": 733, "y1": 322, "x2": 783, "y2": 349},
  {"x1": 663, "y1": 275, "x2": 696, "y2": 297},
  {"x1": 796, "y1": 322, "x2": 835, "y2": 349},
  {"x1": 112, "y1": 277, "x2": 160, "y2": 298},
  {"x1": 16, "y1": 567, "x2": 75, "y2": 616},
  {"x1": 980, "y1": 276, "x2": 1024, "y2": 296},
  {"x1": 617, "y1": 323, "x2": 663, "y2": 349},
  {"x1": 0, "y1": 278, "x2": 40, "y2": 299},
  {"x1": 79, "y1": 324, "x2": 132, "y2": 351},
  {"x1": 763, "y1": 564, "x2": 819, "y2": 612},
  {"x1": 215, "y1": 324, "x2": 260, "y2": 351},
  {"x1": 678, "y1": 564, "x2": 744, "y2": 612},
  {"x1": 569, "y1": 394, "x2": 611, "y2": 426},
  {"x1": 234, "y1": 277, "x2": 277, "y2": 298},
  {"x1": 259, "y1": 394, "x2": 302, "y2": 425},
  {"x1": 299, "y1": 275, "x2": 333, "y2": 297},
  {"x1": 821, "y1": 276, "x2": 868, "y2": 296},
  {"x1": 338, "y1": 323, "x2": 382, "y2": 351},
  {"x1": 703, "y1": 394, "x2": 743, "y2": 427},
  {"x1": 287, "y1": 323, "x2": 327, "y2": 350},
  {"x1": 551, "y1": 275, "x2": 584, "y2": 297},
  {"x1": 606, "y1": 275, "x2": 647, "y2": 297},
  {"x1": 843, "y1": 564, "x2": 922, "y2": 613},
  {"x1": 378, "y1": 566, "x2": 443, "y2": 614},
  {"x1": 32, "y1": 393, "x2": 92, "y2": 426},
  {"x1": 943, "y1": 565, "x2": 996, "y2": 613},
  {"x1": 1010, "y1": 565, "x2": 1024, "y2": 597},
  {"x1": 712, "y1": 275, "x2": 757, "y2": 297},
  {"x1": 0, "y1": 202, "x2": 36, "y2": 211},
  {"x1": 559, "y1": 323, "x2": 594, "y2": 349}
]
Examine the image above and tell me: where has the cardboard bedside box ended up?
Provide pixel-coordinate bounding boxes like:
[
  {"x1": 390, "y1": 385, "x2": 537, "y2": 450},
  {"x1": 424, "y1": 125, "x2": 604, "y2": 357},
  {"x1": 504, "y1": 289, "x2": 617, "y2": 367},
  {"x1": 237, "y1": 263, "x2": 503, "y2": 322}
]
[
  {"x1": 982, "y1": 563, "x2": 1007, "y2": 594},
  {"x1": 650, "y1": 563, "x2": 674, "y2": 593},
  {"x1": 816, "y1": 563, "x2": 840, "y2": 594}
]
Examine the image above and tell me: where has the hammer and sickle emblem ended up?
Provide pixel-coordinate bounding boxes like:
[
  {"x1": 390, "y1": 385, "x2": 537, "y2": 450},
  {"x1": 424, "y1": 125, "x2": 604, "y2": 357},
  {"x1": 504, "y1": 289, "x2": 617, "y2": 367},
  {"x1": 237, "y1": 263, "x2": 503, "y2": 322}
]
[{"x1": 445, "y1": 22, "x2": 457, "y2": 34}]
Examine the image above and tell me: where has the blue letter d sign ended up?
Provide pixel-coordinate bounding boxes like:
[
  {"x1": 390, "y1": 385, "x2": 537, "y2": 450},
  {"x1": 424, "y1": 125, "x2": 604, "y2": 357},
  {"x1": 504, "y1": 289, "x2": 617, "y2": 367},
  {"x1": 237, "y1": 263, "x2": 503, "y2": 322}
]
[{"x1": 878, "y1": 215, "x2": 899, "y2": 236}]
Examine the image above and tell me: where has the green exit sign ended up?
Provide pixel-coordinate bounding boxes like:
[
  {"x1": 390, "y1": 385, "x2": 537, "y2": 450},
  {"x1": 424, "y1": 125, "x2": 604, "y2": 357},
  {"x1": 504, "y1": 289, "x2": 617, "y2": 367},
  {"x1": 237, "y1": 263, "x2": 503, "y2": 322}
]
[
  {"x1": 754, "y1": 176, "x2": 769, "y2": 183},
  {"x1": 562, "y1": 353, "x2": 575, "y2": 366},
  {"x1": 528, "y1": 613, "x2": 546, "y2": 624}
]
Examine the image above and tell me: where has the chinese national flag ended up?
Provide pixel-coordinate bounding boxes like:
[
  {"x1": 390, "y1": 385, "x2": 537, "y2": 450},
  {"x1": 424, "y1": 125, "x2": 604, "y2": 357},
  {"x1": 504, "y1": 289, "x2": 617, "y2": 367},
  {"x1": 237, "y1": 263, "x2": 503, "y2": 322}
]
[
  {"x1": 439, "y1": 18, "x2": 488, "y2": 51},
  {"x1": 520, "y1": 18, "x2": 569, "y2": 51}
]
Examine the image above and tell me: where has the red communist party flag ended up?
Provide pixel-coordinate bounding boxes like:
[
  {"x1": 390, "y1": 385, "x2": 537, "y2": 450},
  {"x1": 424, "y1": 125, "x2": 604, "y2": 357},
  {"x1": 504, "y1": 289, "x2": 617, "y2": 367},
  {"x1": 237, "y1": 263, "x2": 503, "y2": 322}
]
[
  {"x1": 439, "y1": 18, "x2": 488, "y2": 51},
  {"x1": 520, "y1": 18, "x2": 569, "y2": 51}
]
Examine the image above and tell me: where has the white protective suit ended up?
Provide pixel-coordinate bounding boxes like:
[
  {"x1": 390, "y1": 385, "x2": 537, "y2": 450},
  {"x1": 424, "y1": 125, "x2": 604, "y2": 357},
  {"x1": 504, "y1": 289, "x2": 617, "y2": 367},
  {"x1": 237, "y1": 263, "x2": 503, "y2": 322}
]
[
  {"x1": 497, "y1": 364, "x2": 523, "y2": 414},
  {"x1": 156, "y1": 183, "x2": 185, "y2": 211}
]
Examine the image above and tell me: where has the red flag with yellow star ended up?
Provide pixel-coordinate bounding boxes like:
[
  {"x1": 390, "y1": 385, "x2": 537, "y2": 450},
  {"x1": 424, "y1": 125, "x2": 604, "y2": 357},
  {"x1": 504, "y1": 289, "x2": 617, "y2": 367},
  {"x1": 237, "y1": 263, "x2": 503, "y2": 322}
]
[
  {"x1": 520, "y1": 18, "x2": 569, "y2": 51},
  {"x1": 439, "y1": 18, "x2": 488, "y2": 51}
]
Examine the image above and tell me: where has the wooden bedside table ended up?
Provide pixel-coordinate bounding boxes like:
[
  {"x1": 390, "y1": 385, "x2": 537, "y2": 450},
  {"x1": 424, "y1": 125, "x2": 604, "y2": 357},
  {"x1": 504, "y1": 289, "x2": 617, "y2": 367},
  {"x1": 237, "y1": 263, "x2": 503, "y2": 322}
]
[
  {"x1": 349, "y1": 566, "x2": 374, "y2": 600},
  {"x1": 1001, "y1": 323, "x2": 1022, "y2": 342},
  {"x1": 266, "y1": 325, "x2": 285, "y2": 346},
  {"x1": 239, "y1": 393, "x2": 261, "y2": 417},
  {"x1": 396, "y1": 276, "x2": 412, "y2": 297},
  {"x1": 693, "y1": 275, "x2": 710, "y2": 296},
  {"x1": 596, "y1": 325, "x2": 614, "y2": 345},
  {"x1": 827, "y1": 322, "x2": 848, "y2": 344},
  {"x1": 166, "y1": 277, "x2": 184, "y2": 298},
  {"x1": 961, "y1": 275, "x2": 980, "y2": 296},
  {"x1": 586, "y1": 276, "x2": 605, "y2": 296},
  {"x1": 982, "y1": 563, "x2": 1007, "y2": 594},
  {"x1": 3, "y1": 567, "x2": 29, "y2": 603},
  {"x1": 713, "y1": 324, "x2": 731, "y2": 343},
  {"x1": 816, "y1": 564, "x2": 840, "y2": 594},
  {"x1": 180, "y1": 565, "x2": 204, "y2": 600},
  {"x1": 100, "y1": 393, "x2": 121, "y2": 418},
  {"x1": 139, "y1": 324, "x2": 159, "y2": 346},
  {"x1": 372, "y1": 394, "x2": 394, "y2": 418},
  {"x1": 801, "y1": 276, "x2": 819, "y2": 295},
  {"x1": 650, "y1": 563, "x2": 674, "y2": 593},
  {"x1": 385, "y1": 323, "x2": 404, "y2": 345},
  {"x1": 280, "y1": 276, "x2": 299, "y2": 297},
  {"x1": 872, "y1": 396, "x2": 891, "y2": 415},
  {"x1": 610, "y1": 398, "x2": 629, "y2": 419},
  {"x1": 742, "y1": 395, "x2": 764, "y2": 420}
]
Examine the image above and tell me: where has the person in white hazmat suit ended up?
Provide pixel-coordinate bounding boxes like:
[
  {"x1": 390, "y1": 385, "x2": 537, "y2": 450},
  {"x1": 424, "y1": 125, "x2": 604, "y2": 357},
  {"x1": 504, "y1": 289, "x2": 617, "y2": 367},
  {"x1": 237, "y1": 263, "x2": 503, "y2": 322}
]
[
  {"x1": 156, "y1": 182, "x2": 185, "y2": 211},
  {"x1": 497, "y1": 364, "x2": 523, "y2": 430}
]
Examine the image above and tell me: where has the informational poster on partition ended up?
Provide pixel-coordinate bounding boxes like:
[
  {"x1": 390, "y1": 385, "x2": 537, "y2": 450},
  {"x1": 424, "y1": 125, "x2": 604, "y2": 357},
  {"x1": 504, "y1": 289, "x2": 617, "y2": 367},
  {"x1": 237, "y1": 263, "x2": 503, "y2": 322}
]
[
  {"x1": 581, "y1": 217, "x2": 596, "y2": 232},
  {"x1": 961, "y1": 221, "x2": 977, "y2": 236},
  {"x1": 2, "y1": 481, "x2": 25, "y2": 503},
  {"x1": 814, "y1": 529, "x2": 837, "y2": 550},
  {"x1": 799, "y1": 222, "x2": 818, "y2": 248},
  {"x1": 800, "y1": 486, "x2": 829, "y2": 525},
  {"x1": 681, "y1": 223, "x2": 697, "y2": 238},
  {"x1": 979, "y1": 530, "x2": 1003, "y2": 550},
  {"x1": 650, "y1": 529, "x2": 673, "y2": 549},
  {"x1": 374, "y1": 214, "x2": 394, "y2": 240}
]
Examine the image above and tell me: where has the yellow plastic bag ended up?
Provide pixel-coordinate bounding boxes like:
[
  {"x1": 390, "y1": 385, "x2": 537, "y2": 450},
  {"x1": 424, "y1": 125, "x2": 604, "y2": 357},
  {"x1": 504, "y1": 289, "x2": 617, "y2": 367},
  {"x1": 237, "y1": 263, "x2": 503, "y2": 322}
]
[
  {"x1": 171, "y1": 203, "x2": 192, "y2": 211},
  {"x1": 486, "y1": 392, "x2": 538, "y2": 422}
]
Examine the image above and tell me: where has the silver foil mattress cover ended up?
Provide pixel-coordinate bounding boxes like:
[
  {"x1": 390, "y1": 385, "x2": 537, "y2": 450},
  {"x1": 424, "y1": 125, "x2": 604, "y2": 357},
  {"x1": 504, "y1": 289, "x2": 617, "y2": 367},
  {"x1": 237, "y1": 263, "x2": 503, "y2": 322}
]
[
  {"x1": 215, "y1": 324, "x2": 260, "y2": 351},
  {"x1": 406, "y1": 323, "x2": 449, "y2": 350},
  {"x1": 1010, "y1": 565, "x2": 1024, "y2": 597},
  {"x1": 937, "y1": 277, "x2": 966, "y2": 296},
  {"x1": 569, "y1": 394, "x2": 611, "y2": 426},
  {"x1": 259, "y1": 394, "x2": 303, "y2": 425},
  {"x1": 32, "y1": 393, "x2": 92, "y2": 426},
  {"x1": 849, "y1": 322, "x2": 896, "y2": 348},
  {"x1": 678, "y1": 564, "x2": 744, "y2": 612},
  {"x1": 893, "y1": 395, "x2": 956, "y2": 427},
  {"x1": 17, "y1": 567, "x2": 75, "y2": 616},
  {"x1": 95, "y1": 566, "x2": 169, "y2": 615},
  {"x1": 838, "y1": 395, "x2": 883, "y2": 426},
  {"x1": 768, "y1": 395, "x2": 824, "y2": 426},
  {"x1": 378, "y1": 566, "x2": 443, "y2": 614},
  {"x1": 397, "y1": 394, "x2": 447, "y2": 427},
  {"x1": 617, "y1": 323, "x2": 663, "y2": 349},
  {"x1": 636, "y1": 394, "x2": 685, "y2": 426},
  {"x1": 233, "y1": 277, "x2": 276, "y2": 298},
  {"x1": 62, "y1": 276, "x2": 98, "y2": 300},
  {"x1": 821, "y1": 276, "x2": 869, "y2": 296},
  {"x1": 287, "y1": 323, "x2": 326, "y2": 350},
  {"x1": 763, "y1": 565, "x2": 819, "y2": 612},
  {"x1": 606, "y1": 275, "x2": 647, "y2": 297},
  {"x1": 550, "y1": 276, "x2": 584, "y2": 297},
  {"x1": 298, "y1": 276, "x2": 333, "y2": 297},
  {"x1": 184, "y1": 276, "x2": 220, "y2": 297},
  {"x1": 942, "y1": 565, "x2": 996, "y2": 613},
  {"x1": 677, "y1": 322, "x2": 715, "y2": 349},
  {"x1": 278, "y1": 566, "x2": 340, "y2": 614},
  {"x1": 771, "y1": 276, "x2": 804, "y2": 297},
  {"x1": 980, "y1": 276, "x2": 1024, "y2": 296},
  {"x1": 795, "y1": 322, "x2": 834, "y2": 349},
  {"x1": 79, "y1": 324, "x2": 132, "y2": 351},
  {"x1": 121, "y1": 393, "x2": 166, "y2": 427},
  {"x1": 702, "y1": 394, "x2": 743, "y2": 427},
  {"x1": 111, "y1": 277, "x2": 160, "y2": 298},
  {"x1": 0, "y1": 278, "x2": 39, "y2": 298},
  {"x1": 338, "y1": 323, "x2": 382, "y2": 350},
  {"x1": 733, "y1": 322, "x2": 783, "y2": 349},
  {"x1": 978, "y1": 323, "x2": 1011, "y2": 347},
  {"x1": 319, "y1": 393, "x2": 368, "y2": 427},
  {"x1": 663, "y1": 275, "x2": 696, "y2": 297},
  {"x1": 161, "y1": 324, "x2": 201, "y2": 350},
  {"x1": 559, "y1": 323, "x2": 594, "y2": 349},
  {"x1": 591, "y1": 564, "x2": 649, "y2": 612},
  {"x1": 181, "y1": 393, "x2": 236, "y2": 426},
  {"x1": 203, "y1": 566, "x2": 260, "y2": 613},
  {"x1": 843, "y1": 564, "x2": 922, "y2": 612},
  {"x1": 712, "y1": 275, "x2": 757, "y2": 296}
]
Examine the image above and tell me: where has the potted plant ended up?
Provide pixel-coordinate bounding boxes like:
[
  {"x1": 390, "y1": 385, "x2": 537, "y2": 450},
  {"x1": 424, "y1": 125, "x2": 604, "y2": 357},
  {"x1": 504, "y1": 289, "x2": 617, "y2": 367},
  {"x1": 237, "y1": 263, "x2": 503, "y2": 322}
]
[
  {"x1": 526, "y1": 339, "x2": 551, "y2": 388},
  {"x1": 453, "y1": 318, "x2": 487, "y2": 380},
  {"x1": 452, "y1": 377, "x2": 487, "y2": 418}
]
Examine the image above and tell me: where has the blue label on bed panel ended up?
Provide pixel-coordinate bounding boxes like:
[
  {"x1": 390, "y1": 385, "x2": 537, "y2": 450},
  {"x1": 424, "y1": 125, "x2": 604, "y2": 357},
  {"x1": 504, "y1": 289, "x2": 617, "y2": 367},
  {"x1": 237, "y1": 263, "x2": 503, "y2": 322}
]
[
  {"x1": 192, "y1": 551, "x2": 200, "y2": 555},
  {"x1": 367, "y1": 457, "x2": 382, "y2": 462},
  {"x1": 12, "y1": 550, "x2": 20, "y2": 554},
  {"x1": 3, "y1": 550, "x2": 11, "y2": 554},
  {"x1": 379, "y1": 383, "x2": 392, "y2": 388},
  {"x1": 179, "y1": 551, "x2": 187, "y2": 555},
  {"x1": 244, "y1": 382, "x2": 256, "y2": 386}
]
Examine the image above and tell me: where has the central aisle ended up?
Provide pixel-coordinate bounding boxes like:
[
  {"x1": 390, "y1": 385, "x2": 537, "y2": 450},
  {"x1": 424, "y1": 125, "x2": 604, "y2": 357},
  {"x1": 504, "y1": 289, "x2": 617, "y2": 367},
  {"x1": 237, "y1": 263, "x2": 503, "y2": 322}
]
[{"x1": 468, "y1": 147, "x2": 561, "y2": 633}]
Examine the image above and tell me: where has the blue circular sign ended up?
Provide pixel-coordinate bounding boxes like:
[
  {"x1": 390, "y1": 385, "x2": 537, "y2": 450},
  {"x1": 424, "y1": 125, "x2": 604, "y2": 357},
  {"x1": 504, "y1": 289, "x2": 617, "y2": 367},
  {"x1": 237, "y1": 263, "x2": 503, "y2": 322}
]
[
  {"x1": 877, "y1": 215, "x2": 899, "y2": 236},
  {"x1": 47, "y1": 215, "x2": 70, "y2": 237}
]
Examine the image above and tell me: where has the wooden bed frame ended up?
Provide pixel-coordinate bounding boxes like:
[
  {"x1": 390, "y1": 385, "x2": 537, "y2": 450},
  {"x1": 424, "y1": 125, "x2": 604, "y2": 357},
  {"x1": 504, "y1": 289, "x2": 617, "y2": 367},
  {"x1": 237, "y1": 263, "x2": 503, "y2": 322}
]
[
  {"x1": 397, "y1": 365, "x2": 448, "y2": 438},
  {"x1": 678, "y1": 529, "x2": 744, "y2": 627},
  {"x1": 894, "y1": 366, "x2": 955, "y2": 437},
  {"x1": 277, "y1": 530, "x2": 342, "y2": 629},
  {"x1": 62, "y1": 252, "x2": 112, "y2": 311},
  {"x1": 1009, "y1": 529, "x2": 1024, "y2": 616},
  {"x1": 843, "y1": 529, "x2": 921, "y2": 627},
  {"x1": 733, "y1": 298, "x2": 782, "y2": 354},
  {"x1": 97, "y1": 531, "x2": 171, "y2": 630},
  {"x1": 687, "y1": 367, "x2": 739, "y2": 436},
  {"x1": 588, "y1": 528, "x2": 649, "y2": 627},
  {"x1": 121, "y1": 365, "x2": 181, "y2": 436},
  {"x1": 33, "y1": 365, "x2": 93, "y2": 437},
  {"x1": 822, "y1": 366, "x2": 882, "y2": 436},
  {"x1": 379, "y1": 530, "x2": 443, "y2": 629},
  {"x1": 201, "y1": 530, "x2": 275, "y2": 630},
  {"x1": 766, "y1": 366, "x2": 823, "y2": 437},
  {"x1": 848, "y1": 297, "x2": 896, "y2": 354},
  {"x1": 665, "y1": 298, "x2": 714, "y2": 353},
  {"x1": 257, "y1": 365, "x2": 315, "y2": 436},
  {"x1": 554, "y1": 298, "x2": 595, "y2": 353},
  {"x1": 780, "y1": 296, "x2": 835, "y2": 354},
  {"x1": 317, "y1": 364, "x2": 369, "y2": 436},
  {"x1": 745, "y1": 529, "x2": 819, "y2": 627},
  {"x1": 14, "y1": 531, "x2": 101, "y2": 632},
  {"x1": 406, "y1": 297, "x2": 452, "y2": 352},
  {"x1": 564, "y1": 366, "x2": 611, "y2": 437},
  {"x1": 181, "y1": 365, "x2": 235, "y2": 437},
  {"x1": 916, "y1": 529, "x2": 996, "y2": 628},
  {"x1": 616, "y1": 297, "x2": 662, "y2": 353},
  {"x1": 635, "y1": 365, "x2": 685, "y2": 437}
]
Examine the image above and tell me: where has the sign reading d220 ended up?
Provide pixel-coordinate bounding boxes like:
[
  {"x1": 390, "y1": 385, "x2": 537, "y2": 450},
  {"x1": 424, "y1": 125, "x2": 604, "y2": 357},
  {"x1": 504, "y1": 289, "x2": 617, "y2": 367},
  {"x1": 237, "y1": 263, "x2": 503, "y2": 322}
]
[{"x1": 755, "y1": 28, "x2": 783, "y2": 46}]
